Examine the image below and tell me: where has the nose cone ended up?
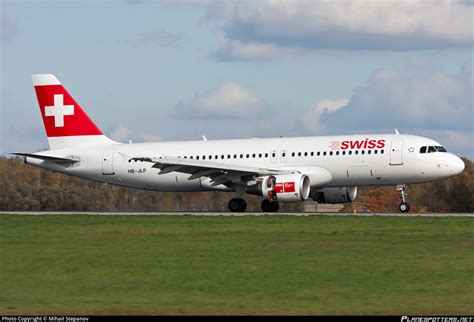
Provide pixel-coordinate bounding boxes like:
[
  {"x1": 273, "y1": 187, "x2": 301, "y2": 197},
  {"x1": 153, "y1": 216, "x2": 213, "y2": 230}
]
[{"x1": 451, "y1": 156, "x2": 465, "y2": 175}]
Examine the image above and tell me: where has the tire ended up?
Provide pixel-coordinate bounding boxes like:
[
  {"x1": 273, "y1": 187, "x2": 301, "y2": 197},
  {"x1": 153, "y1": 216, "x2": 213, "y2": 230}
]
[
  {"x1": 270, "y1": 201, "x2": 280, "y2": 212},
  {"x1": 261, "y1": 200, "x2": 271, "y2": 212},
  {"x1": 229, "y1": 198, "x2": 242, "y2": 212},
  {"x1": 261, "y1": 200, "x2": 279, "y2": 212},
  {"x1": 239, "y1": 199, "x2": 247, "y2": 212},
  {"x1": 229, "y1": 198, "x2": 247, "y2": 212},
  {"x1": 399, "y1": 202, "x2": 410, "y2": 213}
]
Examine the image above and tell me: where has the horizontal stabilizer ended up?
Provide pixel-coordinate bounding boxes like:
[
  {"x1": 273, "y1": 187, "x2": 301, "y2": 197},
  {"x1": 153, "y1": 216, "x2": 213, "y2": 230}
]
[{"x1": 10, "y1": 153, "x2": 79, "y2": 164}]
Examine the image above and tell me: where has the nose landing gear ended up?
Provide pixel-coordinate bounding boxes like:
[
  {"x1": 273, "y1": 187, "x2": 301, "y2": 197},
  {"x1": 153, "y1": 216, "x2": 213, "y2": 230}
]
[{"x1": 396, "y1": 184, "x2": 411, "y2": 212}]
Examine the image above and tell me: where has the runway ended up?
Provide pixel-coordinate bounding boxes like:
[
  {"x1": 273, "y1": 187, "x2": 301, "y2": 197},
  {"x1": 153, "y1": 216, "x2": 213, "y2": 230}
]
[{"x1": 0, "y1": 211, "x2": 472, "y2": 217}]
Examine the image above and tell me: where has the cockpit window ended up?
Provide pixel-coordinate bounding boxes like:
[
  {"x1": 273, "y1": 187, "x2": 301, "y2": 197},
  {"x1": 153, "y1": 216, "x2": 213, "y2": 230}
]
[{"x1": 420, "y1": 146, "x2": 447, "y2": 153}]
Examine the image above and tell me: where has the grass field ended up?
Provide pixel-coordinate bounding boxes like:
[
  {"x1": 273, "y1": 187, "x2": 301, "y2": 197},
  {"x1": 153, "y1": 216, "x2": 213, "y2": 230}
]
[{"x1": 0, "y1": 215, "x2": 473, "y2": 315}]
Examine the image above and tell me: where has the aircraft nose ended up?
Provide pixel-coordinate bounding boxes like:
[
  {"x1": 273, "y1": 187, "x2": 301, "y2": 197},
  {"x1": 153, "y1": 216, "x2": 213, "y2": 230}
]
[{"x1": 451, "y1": 156, "x2": 465, "y2": 175}]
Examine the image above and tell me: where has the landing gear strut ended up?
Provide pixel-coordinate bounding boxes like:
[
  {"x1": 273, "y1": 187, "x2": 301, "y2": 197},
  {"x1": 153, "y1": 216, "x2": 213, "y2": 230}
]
[
  {"x1": 396, "y1": 184, "x2": 411, "y2": 213},
  {"x1": 228, "y1": 198, "x2": 247, "y2": 212},
  {"x1": 261, "y1": 199, "x2": 279, "y2": 212}
]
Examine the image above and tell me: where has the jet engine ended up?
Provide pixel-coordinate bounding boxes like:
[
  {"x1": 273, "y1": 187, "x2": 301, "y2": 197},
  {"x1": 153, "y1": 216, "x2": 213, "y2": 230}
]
[
  {"x1": 247, "y1": 173, "x2": 311, "y2": 202},
  {"x1": 313, "y1": 187, "x2": 357, "y2": 204}
]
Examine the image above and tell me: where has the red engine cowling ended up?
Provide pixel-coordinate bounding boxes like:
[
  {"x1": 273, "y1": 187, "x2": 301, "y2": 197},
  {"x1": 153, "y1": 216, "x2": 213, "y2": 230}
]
[
  {"x1": 313, "y1": 187, "x2": 357, "y2": 204},
  {"x1": 247, "y1": 174, "x2": 311, "y2": 202}
]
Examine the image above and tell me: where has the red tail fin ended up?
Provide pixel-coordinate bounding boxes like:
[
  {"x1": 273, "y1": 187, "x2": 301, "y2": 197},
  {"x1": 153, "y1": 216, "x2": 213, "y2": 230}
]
[{"x1": 32, "y1": 74, "x2": 117, "y2": 149}]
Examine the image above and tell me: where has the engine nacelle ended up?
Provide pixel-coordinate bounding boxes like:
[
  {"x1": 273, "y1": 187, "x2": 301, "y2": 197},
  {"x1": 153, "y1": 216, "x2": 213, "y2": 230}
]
[
  {"x1": 313, "y1": 187, "x2": 357, "y2": 204},
  {"x1": 247, "y1": 173, "x2": 311, "y2": 202}
]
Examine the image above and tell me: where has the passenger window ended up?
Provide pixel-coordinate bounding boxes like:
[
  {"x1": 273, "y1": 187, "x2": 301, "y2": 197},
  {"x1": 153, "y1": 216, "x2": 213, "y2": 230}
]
[
  {"x1": 361, "y1": 150, "x2": 365, "y2": 155},
  {"x1": 265, "y1": 153, "x2": 269, "y2": 158},
  {"x1": 355, "y1": 151, "x2": 359, "y2": 155},
  {"x1": 317, "y1": 152, "x2": 321, "y2": 156},
  {"x1": 323, "y1": 152, "x2": 327, "y2": 156},
  {"x1": 259, "y1": 153, "x2": 262, "y2": 158},
  {"x1": 349, "y1": 151, "x2": 352, "y2": 155},
  {"x1": 298, "y1": 152, "x2": 301, "y2": 157},
  {"x1": 272, "y1": 152, "x2": 276, "y2": 157},
  {"x1": 292, "y1": 152, "x2": 295, "y2": 157},
  {"x1": 282, "y1": 152, "x2": 286, "y2": 157},
  {"x1": 311, "y1": 152, "x2": 314, "y2": 156},
  {"x1": 381, "y1": 150, "x2": 384, "y2": 154},
  {"x1": 304, "y1": 152, "x2": 308, "y2": 157},
  {"x1": 336, "y1": 151, "x2": 339, "y2": 156},
  {"x1": 330, "y1": 151, "x2": 333, "y2": 156},
  {"x1": 240, "y1": 154, "x2": 243, "y2": 158},
  {"x1": 252, "y1": 153, "x2": 256, "y2": 158},
  {"x1": 234, "y1": 154, "x2": 237, "y2": 159},
  {"x1": 374, "y1": 150, "x2": 377, "y2": 154},
  {"x1": 342, "y1": 151, "x2": 346, "y2": 155},
  {"x1": 368, "y1": 150, "x2": 371, "y2": 155},
  {"x1": 196, "y1": 156, "x2": 199, "y2": 160}
]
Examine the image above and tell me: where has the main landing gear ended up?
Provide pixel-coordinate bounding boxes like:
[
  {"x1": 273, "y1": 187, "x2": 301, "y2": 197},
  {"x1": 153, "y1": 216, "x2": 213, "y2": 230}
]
[
  {"x1": 261, "y1": 200, "x2": 279, "y2": 212},
  {"x1": 396, "y1": 184, "x2": 411, "y2": 213},
  {"x1": 228, "y1": 198, "x2": 247, "y2": 212}
]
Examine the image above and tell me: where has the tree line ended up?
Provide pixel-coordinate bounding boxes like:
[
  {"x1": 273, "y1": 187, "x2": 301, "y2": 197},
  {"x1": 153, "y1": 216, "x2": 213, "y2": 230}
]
[{"x1": 0, "y1": 156, "x2": 472, "y2": 212}]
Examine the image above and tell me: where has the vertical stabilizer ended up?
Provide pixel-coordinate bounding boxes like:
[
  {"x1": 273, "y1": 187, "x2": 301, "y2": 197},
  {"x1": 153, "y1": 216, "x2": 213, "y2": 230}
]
[{"x1": 32, "y1": 74, "x2": 118, "y2": 149}]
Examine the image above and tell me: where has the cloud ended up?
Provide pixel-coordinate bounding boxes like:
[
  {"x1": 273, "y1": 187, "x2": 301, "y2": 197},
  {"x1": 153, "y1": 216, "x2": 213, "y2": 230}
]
[
  {"x1": 109, "y1": 124, "x2": 133, "y2": 142},
  {"x1": 130, "y1": 29, "x2": 184, "y2": 48},
  {"x1": 212, "y1": 40, "x2": 285, "y2": 61},
  {"x1": 171, "y1": 81, "x2": 268, "y2": 119},
  {"x1": 0, "y1": 12, "x2": 18, "y2": 43},
  {"x1": 202, "y1": 0, "x2": 473, "y2": 60},
  {"x1": 108, "y1": 124, "x2": 162, "y2": 143},
  {"x1": 317, "y1": 59, "x2": 473, "y2": 132},
  {"x1": 137, "y1": 133, "x2": 162, "y2": 142},
  {"x1": 299, "y1": 98, "x2": 349, "y2": 134}
]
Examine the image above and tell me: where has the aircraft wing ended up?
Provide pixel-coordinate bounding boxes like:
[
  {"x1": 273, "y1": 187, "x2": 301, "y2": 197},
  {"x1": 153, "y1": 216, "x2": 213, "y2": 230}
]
[{"x1": 129, "y1": 156, "x2": 290, "y2": 186}]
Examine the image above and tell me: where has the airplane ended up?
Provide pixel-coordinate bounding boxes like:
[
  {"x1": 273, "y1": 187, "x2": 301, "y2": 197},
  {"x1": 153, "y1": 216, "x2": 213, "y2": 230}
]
[{"x1": 12, "y1": 74, "x2": 465, "y2": 213}]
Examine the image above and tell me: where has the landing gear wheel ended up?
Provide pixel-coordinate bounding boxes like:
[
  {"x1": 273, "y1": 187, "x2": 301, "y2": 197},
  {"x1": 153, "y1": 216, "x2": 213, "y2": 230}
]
[
  {"x1": 399, "y1": 202, "x2": 410, "y2": 213},
  {"x1": 396, "y1": 184, "x2": 410, "y2": 213},
  {"x1": 228, "y1": 198, "x2": 247, "y2": 212},
  {"x1": 261, "y1": 200, "x2": 280, "y2": 213}
]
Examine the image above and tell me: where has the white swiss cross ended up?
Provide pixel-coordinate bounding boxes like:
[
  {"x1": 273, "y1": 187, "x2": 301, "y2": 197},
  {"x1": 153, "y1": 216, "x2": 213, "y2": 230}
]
[{"x1": 44, "y1": 94, "x2": 74, "y2": 127}]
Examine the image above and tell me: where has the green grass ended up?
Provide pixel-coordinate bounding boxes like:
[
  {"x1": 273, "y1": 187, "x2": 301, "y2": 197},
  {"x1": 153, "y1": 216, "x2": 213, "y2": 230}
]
[{"x1": 0, "y1": 215, "x2": 473, "y2": 315}]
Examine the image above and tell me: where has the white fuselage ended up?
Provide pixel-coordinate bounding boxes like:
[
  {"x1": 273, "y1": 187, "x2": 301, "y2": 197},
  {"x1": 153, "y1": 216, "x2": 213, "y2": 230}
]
[{"x1": 25, "y1": 134, "x2": 464, "y2": 195}]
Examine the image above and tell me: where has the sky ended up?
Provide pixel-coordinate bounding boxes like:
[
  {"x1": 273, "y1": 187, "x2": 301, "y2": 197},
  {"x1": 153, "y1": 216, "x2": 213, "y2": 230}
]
[{"x1": 0, "y1": 0, "x2": 473, "y2": 158}]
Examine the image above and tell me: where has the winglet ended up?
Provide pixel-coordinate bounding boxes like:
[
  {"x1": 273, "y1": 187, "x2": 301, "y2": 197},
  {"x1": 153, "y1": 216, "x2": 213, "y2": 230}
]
[
  {"x1": 202, "y1": 135, "x2": 208, "y2": 141},
  {"x1": 395, "y1": 128, "x2": 400, "y2": 135}
]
